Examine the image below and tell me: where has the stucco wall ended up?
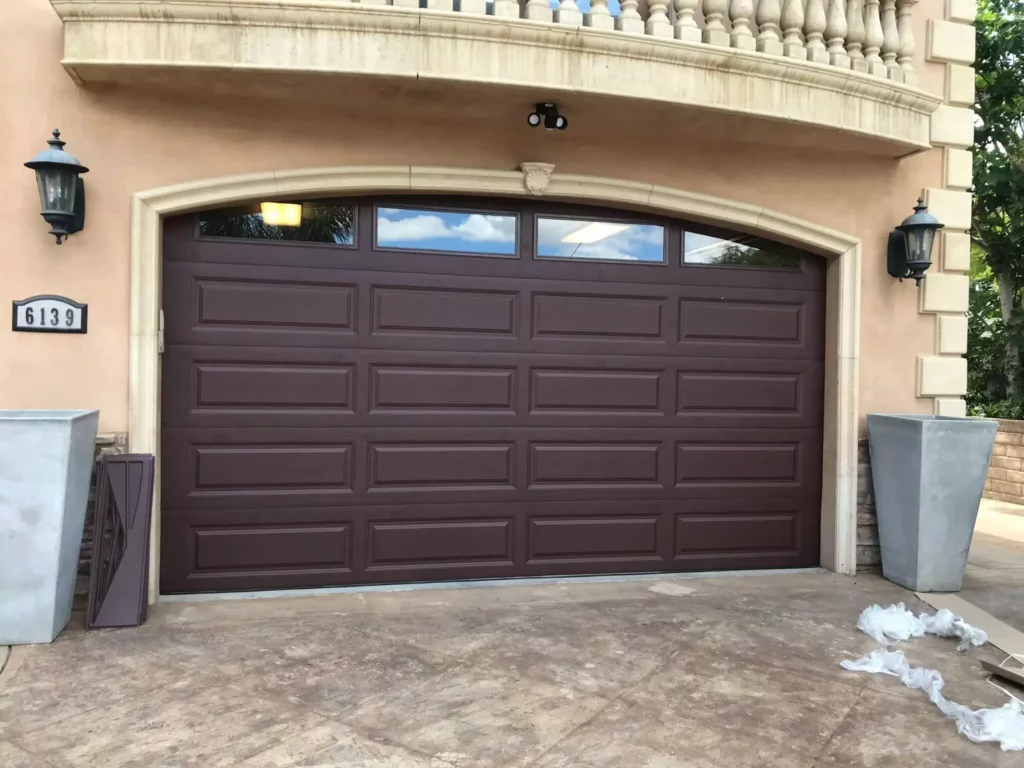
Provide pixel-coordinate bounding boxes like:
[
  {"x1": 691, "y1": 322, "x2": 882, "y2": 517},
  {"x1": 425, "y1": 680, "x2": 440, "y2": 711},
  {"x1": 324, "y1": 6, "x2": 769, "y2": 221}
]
[{"x1": 2, "y1": 0, "x2": 948, "y2": 436}]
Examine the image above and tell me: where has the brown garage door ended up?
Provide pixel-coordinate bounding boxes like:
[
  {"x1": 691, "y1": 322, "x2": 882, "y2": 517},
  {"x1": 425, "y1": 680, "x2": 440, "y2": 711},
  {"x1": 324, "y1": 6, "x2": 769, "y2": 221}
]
[{"x1": 161, "y1": 197, "x2": 824, "y2": 593}]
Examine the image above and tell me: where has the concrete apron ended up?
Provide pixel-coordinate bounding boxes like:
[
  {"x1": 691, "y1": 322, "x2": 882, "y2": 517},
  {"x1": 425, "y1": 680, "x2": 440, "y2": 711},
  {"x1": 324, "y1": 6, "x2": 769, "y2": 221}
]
[{"x1": 160, "y1": 566, "x2": 826, "y2": 603}]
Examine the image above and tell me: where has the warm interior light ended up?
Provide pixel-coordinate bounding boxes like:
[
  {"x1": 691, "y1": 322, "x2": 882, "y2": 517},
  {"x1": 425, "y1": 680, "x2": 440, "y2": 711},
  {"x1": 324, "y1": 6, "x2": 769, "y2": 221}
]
[
  {"x1": 561, "y1": 221, "x2": 630, "y2": 244},
  {"x1": 260, "y1": 202, "x2": 303, "y2": 227}
]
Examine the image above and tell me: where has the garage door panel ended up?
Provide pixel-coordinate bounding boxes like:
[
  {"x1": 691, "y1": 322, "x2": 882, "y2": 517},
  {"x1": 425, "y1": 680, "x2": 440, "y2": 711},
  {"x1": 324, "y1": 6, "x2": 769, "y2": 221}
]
[
  {"x1": 160, "y1": 497, "x2": 818, "y2": 592},
  {"x1": 166, "y1": 348, "x2": 817, "y2": 429},
  {"x1": 165, "y1": 262, "x2": 360, "y2": 347},
  {"x1": 531, "y1": 292, "x2": 669, "y2": 343},
  {"x1": 161, "y1": 430, "x2": 360, "y2": 508},
  {"x1": 372, "y1": 285, "x2": 519, "y2": 338},
  {"x1": 367, "y1": 442, "x2": 516, "y2": 491}
]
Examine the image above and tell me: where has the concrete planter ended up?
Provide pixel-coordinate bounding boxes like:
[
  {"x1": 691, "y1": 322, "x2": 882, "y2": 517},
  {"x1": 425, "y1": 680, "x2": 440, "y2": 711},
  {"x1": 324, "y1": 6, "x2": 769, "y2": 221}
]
[
  {"x1": 0, "y1": 410, "x2": 99, "y2": 644},
  {"x1": 867, "y1": 414, "x2": 997, "y2": 592}
]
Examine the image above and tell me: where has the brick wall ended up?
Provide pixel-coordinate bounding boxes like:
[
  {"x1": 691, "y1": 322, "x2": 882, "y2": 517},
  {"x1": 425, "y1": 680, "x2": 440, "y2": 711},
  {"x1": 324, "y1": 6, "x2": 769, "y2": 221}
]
[
  {"x1": 857, "y1": 438, "x2": 880, "y2": 571},
  {"x1": 984, "y1": 420, "x2": 1024, "y2": 505}
]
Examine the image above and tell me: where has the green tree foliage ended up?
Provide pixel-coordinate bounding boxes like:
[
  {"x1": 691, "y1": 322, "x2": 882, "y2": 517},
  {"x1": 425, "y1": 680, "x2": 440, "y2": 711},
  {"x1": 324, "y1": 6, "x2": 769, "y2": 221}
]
[{"x1": 972, "y1": 0, "x2": 1024, "y2": 411}]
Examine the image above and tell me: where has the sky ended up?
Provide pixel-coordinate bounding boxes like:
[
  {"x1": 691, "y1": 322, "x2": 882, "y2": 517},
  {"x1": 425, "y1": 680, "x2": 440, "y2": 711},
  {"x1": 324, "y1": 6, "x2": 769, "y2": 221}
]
[{"x1": 376, "y1": 207, "x2": 665, "y2": 261}]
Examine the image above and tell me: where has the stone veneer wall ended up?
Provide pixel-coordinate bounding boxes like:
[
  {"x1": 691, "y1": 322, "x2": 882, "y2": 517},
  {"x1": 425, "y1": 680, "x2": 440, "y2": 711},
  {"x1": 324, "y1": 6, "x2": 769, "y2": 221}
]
[
  {"x1": 984, "y1": 420, "x2": 1024, "y2": 505},
  {"x1": 77, "y1": 434, "x2": 129, "y2": 581},
  {"x1": 857, "y1": 438, "x2": 881, "y2": 571}
]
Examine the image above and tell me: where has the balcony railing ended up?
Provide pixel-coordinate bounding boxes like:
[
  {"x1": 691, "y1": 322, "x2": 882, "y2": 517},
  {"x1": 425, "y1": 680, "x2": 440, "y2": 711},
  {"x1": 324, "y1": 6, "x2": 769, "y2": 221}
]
[{"x1": 368, "y1": 0, "x2": 920, "y2": 84}]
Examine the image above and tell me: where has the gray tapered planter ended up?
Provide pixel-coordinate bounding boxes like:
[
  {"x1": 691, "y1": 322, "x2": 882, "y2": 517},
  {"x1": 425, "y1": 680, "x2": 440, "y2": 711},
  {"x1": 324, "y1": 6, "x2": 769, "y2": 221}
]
[
  {"x1": 0, "y1": 410, "x2": 99, "y2": 644},
  {"x1": 867, "y1": 414, "x2": 997, "y2": 592}
]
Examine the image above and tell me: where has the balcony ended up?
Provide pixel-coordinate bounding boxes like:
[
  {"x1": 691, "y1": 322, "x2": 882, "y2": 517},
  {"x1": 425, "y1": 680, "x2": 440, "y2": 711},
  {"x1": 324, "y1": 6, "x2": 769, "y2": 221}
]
[{"x1": 50, "y1": 0, "x2": 941, "y2": 155}]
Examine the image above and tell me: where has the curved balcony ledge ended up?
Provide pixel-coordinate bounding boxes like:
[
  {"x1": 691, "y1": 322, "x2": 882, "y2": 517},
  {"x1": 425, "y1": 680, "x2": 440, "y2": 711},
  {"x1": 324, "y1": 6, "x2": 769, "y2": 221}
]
[{"x1": 51, "y1": 0, "x2": 942, "y2": 154}]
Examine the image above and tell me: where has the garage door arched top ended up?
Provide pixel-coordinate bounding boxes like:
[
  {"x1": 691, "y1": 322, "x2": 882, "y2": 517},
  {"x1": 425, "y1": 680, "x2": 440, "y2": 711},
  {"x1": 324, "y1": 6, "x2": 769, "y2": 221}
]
[
  {"x1": 130, "y1": 166, "x2": 861, "y2": 601},
  {"x1": 160, "y1": 194, "x2": 829, "y2": 593}
]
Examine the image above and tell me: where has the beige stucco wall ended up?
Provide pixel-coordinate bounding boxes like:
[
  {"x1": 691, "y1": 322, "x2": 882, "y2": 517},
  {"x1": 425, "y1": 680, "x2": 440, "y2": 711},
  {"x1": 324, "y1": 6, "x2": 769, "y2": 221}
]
[{"x1": 2, "y1": 0, "x2": 949, "y2": 435}]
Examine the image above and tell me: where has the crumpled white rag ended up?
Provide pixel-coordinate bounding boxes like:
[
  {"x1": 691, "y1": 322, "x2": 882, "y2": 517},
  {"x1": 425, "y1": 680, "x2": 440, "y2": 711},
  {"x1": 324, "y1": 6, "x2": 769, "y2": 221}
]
[
  {"x1": 842, "y1": 648, "x2": 1024, "y2": 752},
  {"x1": 856, "y1": 603, "x2": 988, "y2": 651}
]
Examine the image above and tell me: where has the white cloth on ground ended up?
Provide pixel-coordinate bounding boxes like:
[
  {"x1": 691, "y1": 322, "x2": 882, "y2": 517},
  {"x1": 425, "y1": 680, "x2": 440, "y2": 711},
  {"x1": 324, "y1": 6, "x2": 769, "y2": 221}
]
[
  {"x1": 856, "y1": 603, "x2": 988, "y2": 651},
  {"x1": 842, "y1": 648, "x2": 1024, "y2": 752}
]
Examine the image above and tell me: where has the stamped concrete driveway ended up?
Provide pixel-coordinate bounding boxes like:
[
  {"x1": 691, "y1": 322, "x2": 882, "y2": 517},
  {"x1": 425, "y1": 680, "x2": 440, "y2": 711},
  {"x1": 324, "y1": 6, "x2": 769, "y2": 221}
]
[{"x1": 0, "y1": 571, "x2": 1019, "y2": 767}]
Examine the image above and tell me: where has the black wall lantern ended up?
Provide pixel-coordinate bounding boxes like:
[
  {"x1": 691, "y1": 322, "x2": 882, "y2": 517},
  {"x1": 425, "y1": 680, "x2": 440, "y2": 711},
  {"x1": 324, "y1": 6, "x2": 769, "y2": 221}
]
[
  {"x1": 887, "y1": 197, "x2": 945, "y2": 286},
  {"x1": 24, "y1": 130, "x2": 89, "y2": 244}
]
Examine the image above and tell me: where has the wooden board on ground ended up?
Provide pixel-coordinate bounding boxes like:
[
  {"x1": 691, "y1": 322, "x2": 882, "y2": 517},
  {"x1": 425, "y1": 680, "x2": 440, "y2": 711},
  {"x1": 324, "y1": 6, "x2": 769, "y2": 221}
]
[{"x1": 916, "y1": 592, "x2": 1024, "y2": 656}]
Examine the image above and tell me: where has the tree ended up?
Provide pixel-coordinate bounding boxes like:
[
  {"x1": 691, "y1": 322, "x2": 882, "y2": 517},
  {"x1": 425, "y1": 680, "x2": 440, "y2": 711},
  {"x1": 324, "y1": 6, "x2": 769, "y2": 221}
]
[{"x1": 974, "y1": 0, "x2": 1024, "y2": 402}]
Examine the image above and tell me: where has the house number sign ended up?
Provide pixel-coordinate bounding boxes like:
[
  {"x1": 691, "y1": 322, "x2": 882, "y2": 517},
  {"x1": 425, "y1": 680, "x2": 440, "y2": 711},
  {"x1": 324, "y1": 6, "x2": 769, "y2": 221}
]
[{"x1": 12, "y1": 295, "x2": 88, "y2": 334}]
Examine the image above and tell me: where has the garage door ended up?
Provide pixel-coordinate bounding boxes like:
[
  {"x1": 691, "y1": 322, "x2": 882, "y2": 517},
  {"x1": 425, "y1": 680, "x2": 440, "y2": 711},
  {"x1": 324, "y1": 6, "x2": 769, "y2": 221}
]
[{"x1": 161, "y1": 197, "x2": 825, "y2": 593}]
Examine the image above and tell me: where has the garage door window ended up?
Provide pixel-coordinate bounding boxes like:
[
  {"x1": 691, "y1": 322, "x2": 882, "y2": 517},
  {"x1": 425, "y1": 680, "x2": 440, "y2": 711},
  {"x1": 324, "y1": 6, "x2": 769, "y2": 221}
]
[
  {"x1": 198, "y1": 200, "x2": 356, "y2": 245},
  {"x1": 536, "y1": 216, "x2": 665, "y2": 263},
  {"x1": 683, "y1": 232, "x2": 801, "y2": 269},
  {"x1": 375, "y1": 206, "x2": 518, "y2": 257}
]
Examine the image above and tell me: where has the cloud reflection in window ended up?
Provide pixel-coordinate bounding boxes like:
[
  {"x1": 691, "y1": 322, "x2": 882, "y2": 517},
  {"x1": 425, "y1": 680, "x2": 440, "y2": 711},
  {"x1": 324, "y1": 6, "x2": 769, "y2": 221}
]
[{"x1": 376, "y1": 207, "x2": 517, "y2": 256}]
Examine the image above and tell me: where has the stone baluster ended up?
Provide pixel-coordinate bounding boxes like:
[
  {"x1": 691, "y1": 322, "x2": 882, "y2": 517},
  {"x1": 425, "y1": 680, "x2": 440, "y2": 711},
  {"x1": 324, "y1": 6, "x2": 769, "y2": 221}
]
[
  {"x1": 674, "y1": 0, "x2": 702, "y2": 40},
  {"x1": 425, "y1": 0, "x2": 455, "y2": 9},
  {"x1": 880, "y1": 0, "x2": 901, "y2": 81},
  {"x1": 862, "y1": 0, "x2": 887, "y2": 75},
  {"x1": 781, "y1": 0, "x2": 806, "y2": 58},
  {"x1": 586, "y1": 0, "x2": 615, "y2": 28},
  {"x1": 554, "y1": 0, "x2": 583, "y2": 23},
  {"x1": 804, "y1": 0, "x2": 829, "y2": 63},
  {"x1": 844, "y1": 0, "x2": 866, "y2": 70},
  {"x1": 647, "y1": 0, "x2": 673, "y2": 36},
  {"x1": 617, "y1": 0, "x2": 645, "y2": 32},
  {"x1": 757, "y1": 0, "x2": 784, "y2": 53},
  {"x1": 525, "y1": 0, "x2": 553, "y2": 21},
  {"x1": 491, "y1": 0, "x2": 520, "y2": 16},
  {"x1": 896, "y1": 0, "x2": 917, "y2": 85},
  {"x1": 825, "y1": 0, "x2": 850, "y2": 67},
  {"x1": 702, "y1": 0, "x2": 731, "y2": 45},
  {"x1": 460, "y1": 0, "x2": 487, "y2": 13},
  {"x1": 730, "y1": 0, "x2": 756, "y2": 49}
]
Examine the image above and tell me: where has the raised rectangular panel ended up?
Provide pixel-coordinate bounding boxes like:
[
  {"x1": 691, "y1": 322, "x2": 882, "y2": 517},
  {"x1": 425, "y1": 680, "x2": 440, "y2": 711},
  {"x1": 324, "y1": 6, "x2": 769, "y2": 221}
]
[
  {"x1": 924, "y1": 188, "x2": 972, "y2": 231},
  {"x1": 194, "y1": 445, "x2": 353, "y2": 491},
  {"x1": 530, "y1": 369, "x2": 662, "y2": 412},
  {"x1": 921, "y1": 273, "x2": 969, "y2": 313},
  {"x1": 372, "y1": 366, "x2": 515, "y2": 411},
  {"x1": 529, "y1": 443, "x2": 661, "y2": 486},
  {"x1": 367, "y1": 519, "x2": 512, "y2": 566},
  {"x1": 675, "y1": 514, "x2": 797, "y2": 554},
  {"x1": 931, "y1": 105, "x2": 975, "y2": 148},
  {"x1": 947, "y1": 0, "x2": 977, "y2": 23},
  {"x1": 677, "y1": 371, "x2": 800, "y2": 412},
  {"x1": 528, "y1": 516, "x2": 660, "y2": 560},
  {"x1": 195, "y1": 362, "x2": 353, "y2": 409},
  {"x1": 935, "y1": 398, "x2": 968, "y2": 417},
  {"x1": 927, "y1": 19, "x2": 976, "y2": 64},
  {"x1": 196, "y1": 279, "x2": 355, "y2": 329},
  {"x1": 194, "y1": 525, "x2": 350, "y2": 570},
  {"x1": 532, "y1": 293, "x2": 664, "y2": 340},
  {"x1": 947, "y1": 64, "x2": 975, "y2": 106},
  {"x1": 918, "y1": 356, "x2": 968, "y2": 396},
  {"x1": 937, "y1": 314, "x2": 968, "y2": 354},
  {"x1": 943, "y1": 149, "x2": 973, "y2": 190},
  {"x1": 676, "y1": 443, "x2": 799, "y2": 484},
  {"x1": 372, "y1": 286, "x2": 518, "y2": 336},
  {"x1": 679, "y1": 299, "x2": 801, "y2": 343},
  {"x1": 369, "y1": 443, "x2": 514, "y2": 489},
  {"x1": 942, "y1": 231, "x2": 971, "y2": 272}
]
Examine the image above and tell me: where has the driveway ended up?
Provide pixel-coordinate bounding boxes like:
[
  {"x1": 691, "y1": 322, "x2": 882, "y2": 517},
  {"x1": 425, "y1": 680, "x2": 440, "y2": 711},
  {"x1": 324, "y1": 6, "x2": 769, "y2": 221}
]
[{"x1": 0, "y1": 571, "x2": 1018, "y2": 767}]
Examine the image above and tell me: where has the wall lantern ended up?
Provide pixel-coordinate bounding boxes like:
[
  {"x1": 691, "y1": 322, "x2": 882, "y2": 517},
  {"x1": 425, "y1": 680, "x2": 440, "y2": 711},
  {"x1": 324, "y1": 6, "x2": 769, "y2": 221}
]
[
  {"x1": 886, "y1": 197, "x2": 944, "y2": 286},
  {"x1": 24, "y1": 130, "x2": 89, "y2": 245}
]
